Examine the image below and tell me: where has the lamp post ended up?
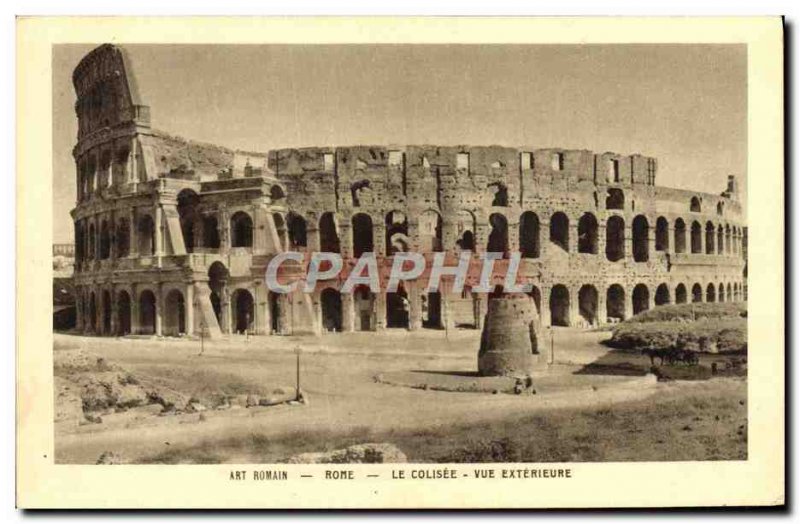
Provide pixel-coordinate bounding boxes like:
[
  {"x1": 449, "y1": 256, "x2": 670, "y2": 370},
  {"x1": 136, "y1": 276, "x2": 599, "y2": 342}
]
[
  {"x1": 294, "y1": 346, "x2": 302, "y2": 401},
  {"x1": 197, "y1": 298, "x2": 205, "y2": 357}
]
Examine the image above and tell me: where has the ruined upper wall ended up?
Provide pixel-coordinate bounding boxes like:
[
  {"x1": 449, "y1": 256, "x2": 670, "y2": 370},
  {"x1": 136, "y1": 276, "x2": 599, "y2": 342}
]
[
  {"x1": 72, "y1": 44, "x2": 150, "y2": 141},
  {"x1": 266, "y1": 145, "x2": 743, "y2": 223}
]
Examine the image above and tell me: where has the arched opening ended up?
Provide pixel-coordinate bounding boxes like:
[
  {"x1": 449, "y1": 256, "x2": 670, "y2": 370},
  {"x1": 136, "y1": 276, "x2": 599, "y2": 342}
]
[
  {"x1": 674, "y1": 218, "x2": 687, "y2": 254},
  {"x1": 230, "y1": 211, "x2": 254, "y2": 248},
  {"x1": 321, "y1": 288, "x2": 343, "y2": 332},
  {"x1": 139, "y1": 290, "x2": 157, "y2": 335},
  {"x1": 116, "y1": 218, "x2": 130, "y2": 257},
  {"x1": 86, "y1": 157, "x2": 96, "y2": 193},
  {"x1": 319, "y1": 212, "x2": 340, "y2": 253},
  {"x1": 717, "y1": 225, "x2": 724, "y2": 255},
  {"x1": 690, "y1": 196, "x2": 701, "y2": 212},
  {"x1": 456, "y1": 211, "x2": 476, "y2": 252},
  {"x1": 87, "y1": 223, "x2": 95, "y2": 260},
  {"x1": 655, "y1": 217, "x2": 669, "y2": 251},
  {"x1": 99, "y1": 150, "x2": 112, "y2": 188},
  {"x1": 718, "y1": 283, "x2": 725, "y2": 303},
  {"x1": 102, "y1": 290, "x2": 112, "y2": 334},
  {"x1": 632, "y1": 215, "x2": 649, "y2": 262},
  {"x1": 706, "y1": 283, "x2": 716, "y2": 303},
  {"x1": 717, "y1": 201, "x2": 724, "y2": 216},
  {"x1": 691, "y1": 221, "x2": 702, "y2": 254},
  {"x1": 75, "y1": 222, "x2": 84, "y2": 264},
  {"x1": 419, "y1": 210, "x2": 443, "y2": 252},
  {"x1": 286, "y1": 212, "x2": 307, "y2": 249},
  {"x1": 385, "y1": 211, "x2": 409, "y2": 255},
  {"x1": 655, "y1": 283, "x2": 670, "y2": 306},
  {"x1": 202, "y1": 215, "x2": 220, "y2": 249},
  {"x1": 705, "y1": 222, "x2": 715, "y2": 254},
  {"x1": 270, "y1": 185, "x2": 285, "y2": 203},
  {"x1": 453, "y1": 287, "x2": 478, "y2": 329},
  {"x1": 489, "y1": 183, "x2": 508, "y2": 207},
  {"x1": 113, "y1": 148, "x2": 130, "y2": 184},
  {"x1": 606, "y1": 216, "x2": 625, "y2": 262},
  {"x1": 606, "y1": 284, "x2": 625, "y2": 322},
  {"x1": 632, "y1": 284, "x2": 650, "y2": 315},
  {"x1": 386, "y1": 283, "x2": 409, "y2": 329},
  {"x1": 487, "y1": 213, "x2": 509, "y2": 256},
  {"x1": 578, "y1": 285, "x2": 598, "y2": 326},
  {"x1": 423, "y1": 291, "x2": 443, "y2": 329},
  {"x1": 692, "y1": 283, "x2": 703, "y2": 303},
  {"x1": 578, "y1": 213, "x2": 598, "y2": 254},
  {"x1": 727, "y1": 283, "x2": 732, "y2": 302},
  {"x1": 137, "y1": 215, "x2": 155, "y2": 256},
  {"x1": 208, "y1": 262, "x2": 229, "y2": 292},
  {"x1": 725, "y1": 225, "x2": 732, "y2": 254},
  {"x1": 675, "y1": 284, "x2": 688, "y2": 304},
  {"x1": 457, "y1": 231, "x2": 475, "y2": 251},
  {"x1": 88, "y1": 292, "x2": 97, "y2": 332},
  {"x1": 116, "y1": 290, "x2": 131, "y2": 335},
  {"x1": 99, "y1": 221, "x2": 111, "y2": 259},
  {"x1": 606, "y1": 188, "x2": 624, "y2": 210},
  {"x1": 549, "y1": 212, "x2": 569, "y2": 253},
  {"x1": 352, "y1": 213, "x2": 374, "y2": 257},
  {"x1": 353, "y1": 285, "x2": 375, "y2": 331},
  {"x1": 607, "y1": 158, "x2": 620, "y2": 183},
  {"x1": 177, "y1": 189, "x2": 199, "y2": 253},
  {"x1": 232, "y1": 289, "x2": 255, "y2": 334},
  {"x1": 549, "y1": 284, "x2": 570, "y2": 327},
  {"x1": 208, "y1": 261, "x2": 228, "y2": 330},
  {"x1": 268, "y1": 292, "x2": 281, "y2": 334},
  {"x1": 164, "y1": 289, "x2": 186, "y2": 336},
  {"x1": 519, "y1": 211, "x2": 540, "y2": 258}
]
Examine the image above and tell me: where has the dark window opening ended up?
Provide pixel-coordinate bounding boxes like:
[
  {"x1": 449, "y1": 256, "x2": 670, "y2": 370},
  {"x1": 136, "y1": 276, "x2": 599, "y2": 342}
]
[
  {"x1": 230, "y1": 212, "x2": 254, "y2": 248},
  {"x1": 519, "y1": 212, "x2": 540, "y2": 258},
  {"x1": 549, "y1": 212, "x2": 569, "y2": 252}
]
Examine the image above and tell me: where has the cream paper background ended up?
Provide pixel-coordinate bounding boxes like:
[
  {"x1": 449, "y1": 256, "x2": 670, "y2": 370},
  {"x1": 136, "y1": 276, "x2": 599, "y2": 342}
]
[{"x1": 16, "y1": 16, "x2": 784, "y2": 508}]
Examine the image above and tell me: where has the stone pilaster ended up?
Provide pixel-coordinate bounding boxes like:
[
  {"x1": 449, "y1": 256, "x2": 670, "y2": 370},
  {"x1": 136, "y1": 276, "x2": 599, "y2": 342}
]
[
  {"x1": 597, "y1": 288, "x2": 607, "y2": 325},
  {"x1": 154, "y1": 283, "x2": 163, "y2": 337},
  {"x1": 341, "y1": 292, "x2": 355, "y2": 333}
]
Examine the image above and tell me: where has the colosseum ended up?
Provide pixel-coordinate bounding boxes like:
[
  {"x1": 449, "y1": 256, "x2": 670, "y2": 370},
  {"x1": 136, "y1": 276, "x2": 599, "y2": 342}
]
[{"x1": 70, "y1": 44, "x2": 747, "y2": 339}]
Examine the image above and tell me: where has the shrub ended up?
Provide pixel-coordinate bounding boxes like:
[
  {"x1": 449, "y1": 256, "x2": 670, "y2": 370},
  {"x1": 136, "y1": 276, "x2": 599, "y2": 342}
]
[
  {"x1": 438, "y1": 438, "x2": 522, "y2": 463},
  {"x1": 624, "y1": 303, "x2": 746, "y2": 324},
  {"x1": 610, "y1": 318, "x2": 746, "y2": 354}
]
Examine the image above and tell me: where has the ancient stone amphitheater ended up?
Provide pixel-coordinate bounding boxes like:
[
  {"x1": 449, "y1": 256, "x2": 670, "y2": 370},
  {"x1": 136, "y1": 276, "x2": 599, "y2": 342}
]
[{"x1": 70, "y1": 44, "x2": 747, "y2": 339}]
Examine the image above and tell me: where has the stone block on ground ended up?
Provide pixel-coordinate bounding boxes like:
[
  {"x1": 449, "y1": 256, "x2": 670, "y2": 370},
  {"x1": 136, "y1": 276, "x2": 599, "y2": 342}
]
[
  {"x1": 96, "y1": 451, "x2": 123, "y2": 465},
  {"x1": 285, "y1": 443, "x2": 407, "y2": 464}
]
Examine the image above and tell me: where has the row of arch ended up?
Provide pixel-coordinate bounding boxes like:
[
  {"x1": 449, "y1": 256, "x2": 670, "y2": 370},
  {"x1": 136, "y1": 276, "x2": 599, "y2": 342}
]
[
  {"x1": 78, "y1": 286, "x2": 259, "y2": 337},
  {"x1": 76, "y1": 203, "x2": 743, "y2": 265},
  {"x1": 346, "y1": 210, "x2": 745, "y2": 261},
  {"x1": 77, "y1": 277, "x2": 745, "y2": 337},
  {"x1": 76, "y1": 146, "x2": 132, "y2": 202},
  {"x1": 543, "y1": 280, "x2": 746, "y2": 327}
]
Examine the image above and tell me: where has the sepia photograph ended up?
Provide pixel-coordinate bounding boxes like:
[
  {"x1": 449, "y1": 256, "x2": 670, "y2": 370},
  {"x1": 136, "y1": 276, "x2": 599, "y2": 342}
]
[
  {"x1": 16, "y1": 16, "x2": 784, "y2": 509},
  {"x1": 52, "y1": 41, "x2": 749, "y2": 465}
]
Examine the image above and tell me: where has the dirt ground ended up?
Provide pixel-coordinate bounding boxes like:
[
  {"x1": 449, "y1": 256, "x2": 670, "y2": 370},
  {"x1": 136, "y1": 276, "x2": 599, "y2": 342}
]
[{"x1": 53, "y1": 327, "x2": 746, "y2": 464}]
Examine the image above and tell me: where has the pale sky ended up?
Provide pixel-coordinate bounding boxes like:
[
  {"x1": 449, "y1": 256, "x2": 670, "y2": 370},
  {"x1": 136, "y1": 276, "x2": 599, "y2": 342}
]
[{"x1": 52, "y1": 44, "x2": 747, "y2": 242}]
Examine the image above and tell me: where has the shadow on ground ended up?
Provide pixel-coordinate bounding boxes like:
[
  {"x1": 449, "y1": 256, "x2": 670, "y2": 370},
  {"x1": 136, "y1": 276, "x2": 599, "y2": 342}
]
[
  {"x1": 409, "y1": 370, "x2": 480, "y2": 377},
  {"x1": 575, "y1": 348, "x2": 747, "y2": 381}
]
